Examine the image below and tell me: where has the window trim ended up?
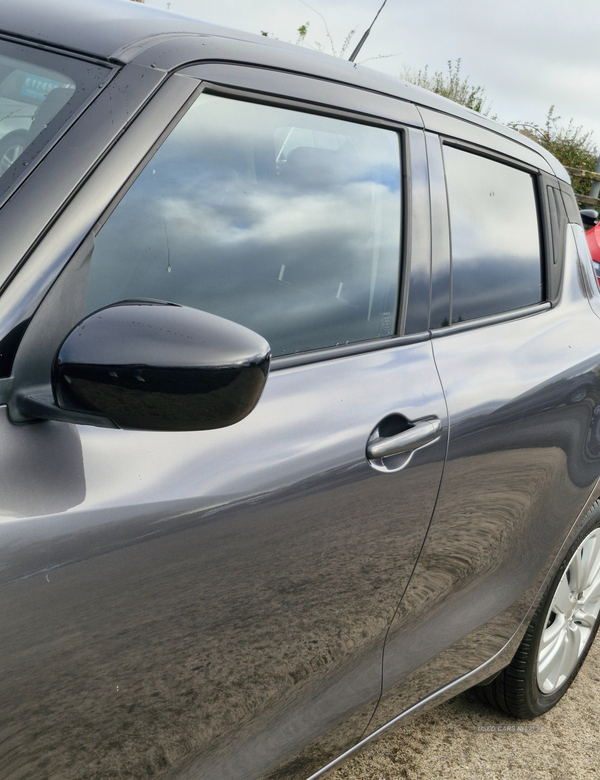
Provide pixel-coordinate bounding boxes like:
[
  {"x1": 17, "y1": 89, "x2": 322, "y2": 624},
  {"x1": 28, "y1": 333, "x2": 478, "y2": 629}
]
[
  {"x1": 430, "y1": 301, "x2": 551, "y2": 339},
  {"x1": 92, "y1": 81, "x2": 203, "y2": 235},
  {"x1": 442, "y1": 136, "x2": 541, "y2": 175},
  {"x1": 424, "y1": 132, "x2": 451, "y2": 331},
  {"x1": 272, "y1": 331, "x2": 430, "y2": 370},
  {"x1": 539, "y1": 173, "x2": 568, "y2": 304}
]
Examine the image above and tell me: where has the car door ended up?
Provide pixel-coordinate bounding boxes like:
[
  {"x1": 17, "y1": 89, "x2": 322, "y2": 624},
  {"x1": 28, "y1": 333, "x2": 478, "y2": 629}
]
[
  {"x1": 366, "y1": 131, "x2": 600, "y2": 732},
  {"x1": 0, "y1": 67, "x2": 447, "y2": 780}
]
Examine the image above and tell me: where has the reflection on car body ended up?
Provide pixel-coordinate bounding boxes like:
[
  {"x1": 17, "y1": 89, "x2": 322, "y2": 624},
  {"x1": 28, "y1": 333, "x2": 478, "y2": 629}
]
[{"x1": 2, "y1": 2, "x2": 600, "y2": 780}]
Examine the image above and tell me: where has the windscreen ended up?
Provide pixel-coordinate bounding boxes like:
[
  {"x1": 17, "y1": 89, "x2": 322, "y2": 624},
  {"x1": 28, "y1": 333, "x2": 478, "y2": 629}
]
[{"x1": 0, "y1": 39, "x2": 110, "y2": 200}]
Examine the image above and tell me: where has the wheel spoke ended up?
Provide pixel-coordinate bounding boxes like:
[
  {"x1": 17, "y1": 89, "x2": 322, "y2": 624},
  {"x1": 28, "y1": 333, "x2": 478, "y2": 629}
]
[
  {"x1": 548, "y1": 628, "x2": 580, "y2": 690},
  {"x1": 569, "y1": 550, "x2": 586, "y2": 593},
  {"x1": 574, "y1": 606, "x2": 597, "y2": 630},
  {"x1": 580, "y1": 533, "x2": 600, "y2": 591},
  {"x1": 552, "y1": 576, "x2": 572, "y2": 615},
  {"x1": 583, "y1": 575, "x2": 600, "y2": 606},
  {"x1": 538, "y1": 614, "x2": 564, "y2": 657},
  {"x1": 538, "y1": 621, "x2": 566, "y2": 673},
  {"x1": 539, "y1": 628, "x2": 567, "y2": 688},
  {"x1": 563, "y1": 627, "x2": 583, "y2": 671}
]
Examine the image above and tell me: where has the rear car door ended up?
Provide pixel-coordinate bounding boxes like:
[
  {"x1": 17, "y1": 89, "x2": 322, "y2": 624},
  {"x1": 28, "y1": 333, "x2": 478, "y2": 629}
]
[
  {"x1": 368, "y1": 129, "x2": 600, "y2": 730},
  {"x1": 0, "y1": 64, "x2": 447, "y2": 780}
]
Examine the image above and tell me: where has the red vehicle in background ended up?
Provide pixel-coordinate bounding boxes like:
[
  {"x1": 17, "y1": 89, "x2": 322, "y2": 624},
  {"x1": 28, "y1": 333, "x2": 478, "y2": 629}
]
[{"x1": 587, "y1": 222, "x2": 600, "y2": 261}]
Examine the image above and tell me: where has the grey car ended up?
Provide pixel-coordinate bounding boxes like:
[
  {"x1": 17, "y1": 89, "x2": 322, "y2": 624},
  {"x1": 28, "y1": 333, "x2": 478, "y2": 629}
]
[{"x1": 2, "y1": 1, "x2": 600, "y2": 779}]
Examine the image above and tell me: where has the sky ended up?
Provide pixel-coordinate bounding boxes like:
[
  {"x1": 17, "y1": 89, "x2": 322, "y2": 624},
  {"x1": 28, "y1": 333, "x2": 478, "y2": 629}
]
[{"x1": 141, "y1": 0, "x2": 600, "y2": 158}]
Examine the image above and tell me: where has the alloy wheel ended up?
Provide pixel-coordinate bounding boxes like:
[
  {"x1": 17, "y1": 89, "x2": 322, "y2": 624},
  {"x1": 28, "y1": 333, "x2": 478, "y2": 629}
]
[{"x1": 537, "y1": 528, "x2": 600, "y2": 693}]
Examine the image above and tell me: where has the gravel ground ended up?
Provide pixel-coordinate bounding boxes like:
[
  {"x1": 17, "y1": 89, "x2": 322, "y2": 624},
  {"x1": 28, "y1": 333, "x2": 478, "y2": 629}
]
[{"x1": 330, "y1": 638, "x2": 600, "y2": 780}]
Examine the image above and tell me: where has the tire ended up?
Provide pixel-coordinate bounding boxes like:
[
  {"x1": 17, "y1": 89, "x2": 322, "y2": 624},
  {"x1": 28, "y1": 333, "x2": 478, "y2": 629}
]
[
  {"x1": 478, "y1": 501, "x2": 600, "y2": 718},
  {"x1": 0, "y1": 130, "x2": 28, "y2": 176}
]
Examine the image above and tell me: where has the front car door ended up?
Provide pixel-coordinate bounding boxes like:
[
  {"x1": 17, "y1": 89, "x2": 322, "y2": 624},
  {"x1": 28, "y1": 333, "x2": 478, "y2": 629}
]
[{"x1": 0, "y1": 58, "x2": 447, "y2": 780}]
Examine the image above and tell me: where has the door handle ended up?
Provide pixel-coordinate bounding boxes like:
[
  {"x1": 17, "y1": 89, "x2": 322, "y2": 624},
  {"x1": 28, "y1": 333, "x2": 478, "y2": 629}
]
[{"x1": 367, "y1": 419, "x2": 442, "y2": 460}]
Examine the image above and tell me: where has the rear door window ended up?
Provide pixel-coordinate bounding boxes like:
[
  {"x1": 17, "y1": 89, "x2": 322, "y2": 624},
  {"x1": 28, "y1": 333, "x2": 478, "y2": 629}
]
[
  {"x1": 85, "y1": 94, "x2": 403, "y2": 357},
  {"x1": 443, "y1": 145, "x2": 542, "y2": 324}
]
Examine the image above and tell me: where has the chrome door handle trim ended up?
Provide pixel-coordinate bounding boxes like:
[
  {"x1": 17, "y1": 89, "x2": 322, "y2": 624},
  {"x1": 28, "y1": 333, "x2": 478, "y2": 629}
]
[{"x1": 367, "y1": 419, "x2": 442, "y2": 460}]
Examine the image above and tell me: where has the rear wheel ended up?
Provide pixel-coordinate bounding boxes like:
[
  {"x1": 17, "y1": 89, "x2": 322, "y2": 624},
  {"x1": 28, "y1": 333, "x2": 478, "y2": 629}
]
[{"x1": 478, "y1": 502, "x2": 600, "y2": 718}]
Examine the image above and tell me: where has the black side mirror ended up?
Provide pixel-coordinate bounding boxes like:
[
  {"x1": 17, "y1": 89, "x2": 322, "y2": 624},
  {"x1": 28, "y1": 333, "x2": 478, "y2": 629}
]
[
  {"x1": 580, "y1": 209, "x2": 599, "y2": 231},
  {"x1": 17, "y1": 301, "x2": 270, "y2": 431}
]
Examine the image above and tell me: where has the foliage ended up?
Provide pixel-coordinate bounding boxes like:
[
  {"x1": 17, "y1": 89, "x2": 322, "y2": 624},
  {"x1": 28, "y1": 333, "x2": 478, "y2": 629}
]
[
  {"x1": 261, "y1": 14, "x2": 356, "y2": 59},
  {"x1": 509, "y1": 107, "x2": 598, "y2": 194},
  {"x1": 296, "y1": 23, "x2": 310, "y2": 45},
  {"x1": 402, "y1": 63, "x2": 599, "y2": 192},
  {"x1": 262, "y1": 11, "x2": 600, "y2": 189},
  {"x1": 402, "y1": 59, "x2": 491, "y2": 115}
]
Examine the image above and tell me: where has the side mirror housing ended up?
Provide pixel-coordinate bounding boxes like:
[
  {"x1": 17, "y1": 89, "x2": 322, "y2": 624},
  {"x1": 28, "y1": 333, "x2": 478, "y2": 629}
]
[
  {"x1": 17, "y1": 301, "x2": 270, "y2": 431},
  {"x1": 580, "y1": 209, "x2": 599, "y2": 231}
]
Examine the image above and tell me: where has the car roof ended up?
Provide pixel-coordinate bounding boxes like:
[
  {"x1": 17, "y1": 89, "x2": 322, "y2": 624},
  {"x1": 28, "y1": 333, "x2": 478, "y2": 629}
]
[
  {"x1": 0, "y1": 0, "x2": 256, "y2": 62},
  {"x1": 0, "y1": 0, "x2": 570, "y2": 184}
]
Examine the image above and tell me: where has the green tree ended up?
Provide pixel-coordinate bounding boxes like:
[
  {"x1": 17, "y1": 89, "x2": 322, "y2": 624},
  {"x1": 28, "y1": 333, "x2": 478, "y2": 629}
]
[{"x1": 509, "y1": 108, "x2": 598, "y2": 195}]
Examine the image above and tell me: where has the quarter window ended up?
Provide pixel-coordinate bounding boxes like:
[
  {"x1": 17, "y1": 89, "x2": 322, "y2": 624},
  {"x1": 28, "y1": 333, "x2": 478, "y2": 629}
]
[
  {"x1": 86, "y1": 94, "x2": 402, "y2": 356},
  {"x1": 443, "y1": 146, "x2": 542, "y2": 324}
]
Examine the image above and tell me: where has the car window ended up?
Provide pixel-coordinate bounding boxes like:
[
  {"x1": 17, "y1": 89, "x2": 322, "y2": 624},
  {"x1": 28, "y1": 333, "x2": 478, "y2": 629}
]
[
  {"x1": 85, "y1": 93, "x2": 402, "y2": 357},
  {"x1": 0, "y1": 40, "x2": 109, "y2": 200},
  {"x1": 443, "y1": 145, "x2": 542, "y2": 324}
]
